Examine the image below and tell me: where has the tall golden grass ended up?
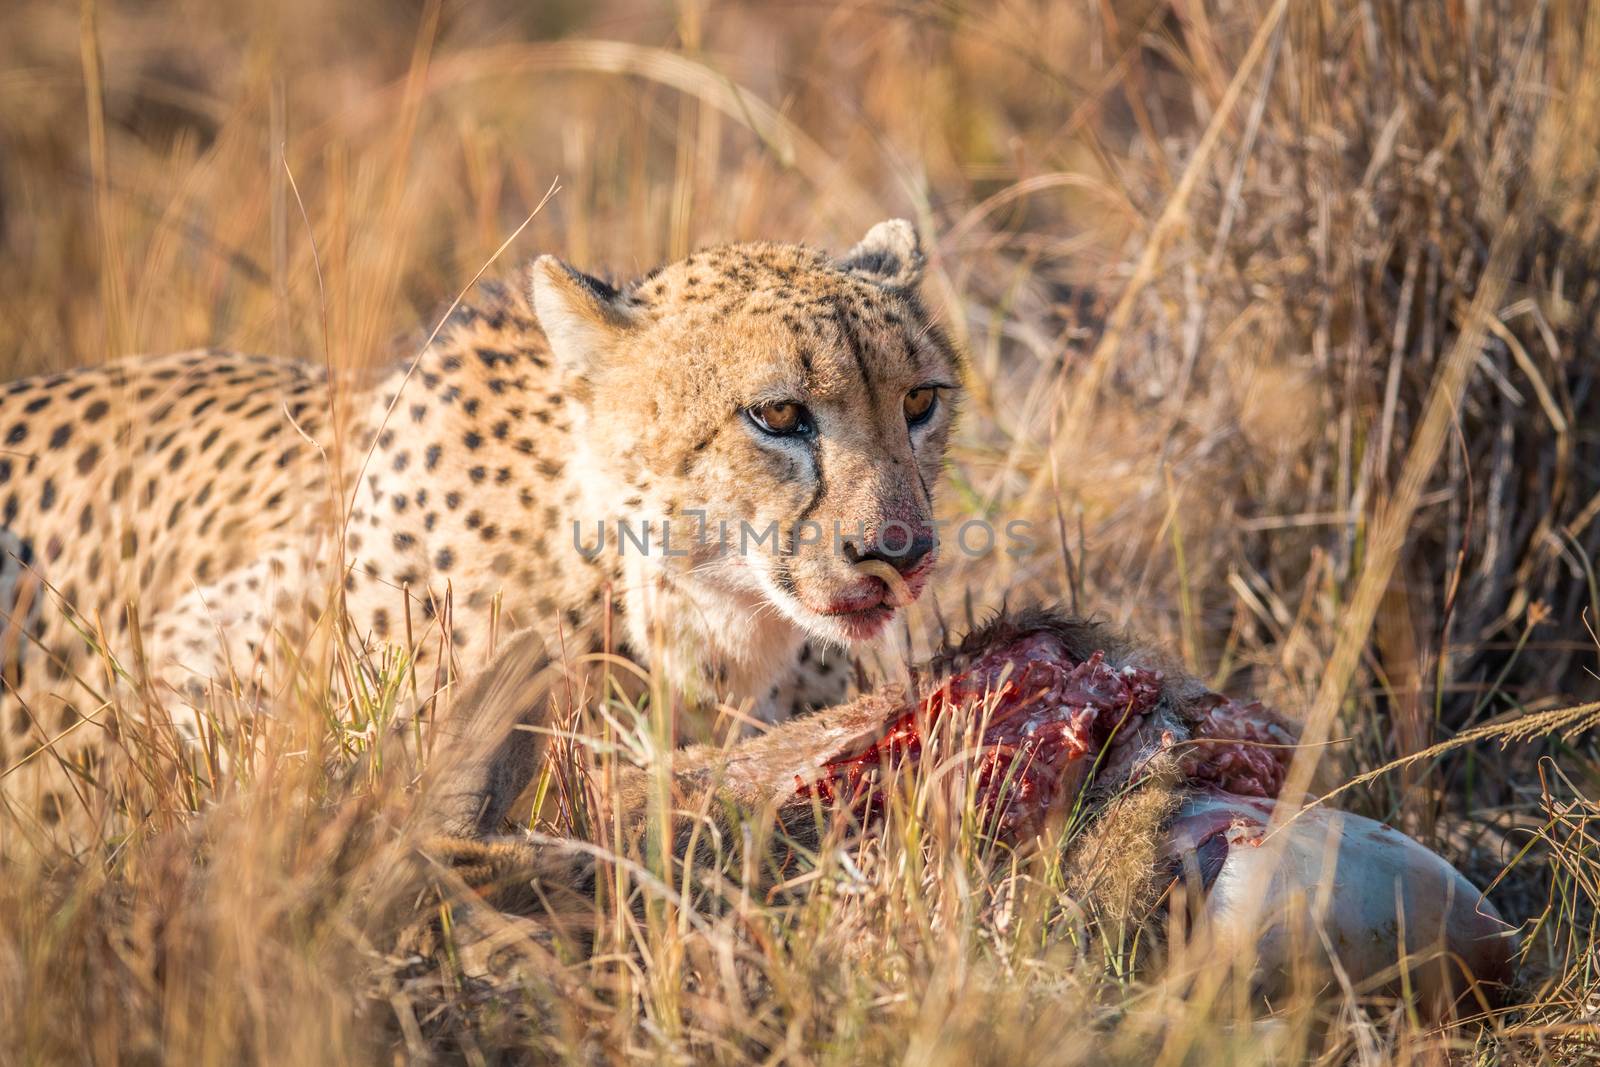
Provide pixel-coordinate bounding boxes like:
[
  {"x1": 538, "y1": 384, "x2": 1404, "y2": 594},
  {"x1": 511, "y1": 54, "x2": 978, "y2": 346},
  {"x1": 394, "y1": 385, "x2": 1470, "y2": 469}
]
[{"x1": 2, "y1": 0, "x2": 1598, "y2": 1062}]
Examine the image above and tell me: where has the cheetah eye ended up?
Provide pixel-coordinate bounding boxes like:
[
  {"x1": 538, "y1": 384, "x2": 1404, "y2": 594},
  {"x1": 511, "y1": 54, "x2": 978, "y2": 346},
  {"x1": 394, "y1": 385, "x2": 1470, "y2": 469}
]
[
  {"x1": 903, "y1": 386, "x2": 938, "y2": 427},
  {"x1": 747, "y1": 400, "x2": 813, "y2": 437}
]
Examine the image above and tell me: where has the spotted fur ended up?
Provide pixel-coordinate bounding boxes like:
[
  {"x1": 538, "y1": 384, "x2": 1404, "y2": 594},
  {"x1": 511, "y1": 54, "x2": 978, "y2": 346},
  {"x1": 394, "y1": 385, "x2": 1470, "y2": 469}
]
[{"x1": 0, "y1": 220, "x2": 961, "y2": 839}]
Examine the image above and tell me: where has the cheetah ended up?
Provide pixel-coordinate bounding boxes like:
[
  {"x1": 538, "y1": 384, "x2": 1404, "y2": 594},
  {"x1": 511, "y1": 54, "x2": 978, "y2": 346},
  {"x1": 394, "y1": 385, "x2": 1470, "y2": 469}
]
[{"x1": 0, "y1": 219, "x2": 960, "y2": 843}]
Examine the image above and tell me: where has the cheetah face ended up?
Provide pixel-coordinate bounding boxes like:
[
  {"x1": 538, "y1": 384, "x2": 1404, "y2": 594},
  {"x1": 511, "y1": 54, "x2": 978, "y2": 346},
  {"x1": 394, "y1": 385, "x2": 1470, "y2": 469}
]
[{"x1": 533, "y1": 220, "x2": 960, "y2": 647}]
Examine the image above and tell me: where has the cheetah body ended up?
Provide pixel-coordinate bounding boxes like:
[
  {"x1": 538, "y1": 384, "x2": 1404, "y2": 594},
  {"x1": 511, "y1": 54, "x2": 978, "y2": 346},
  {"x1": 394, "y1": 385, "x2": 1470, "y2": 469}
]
[{"x1": 0, "y1": 220, "x2": 959, "y2": 835}]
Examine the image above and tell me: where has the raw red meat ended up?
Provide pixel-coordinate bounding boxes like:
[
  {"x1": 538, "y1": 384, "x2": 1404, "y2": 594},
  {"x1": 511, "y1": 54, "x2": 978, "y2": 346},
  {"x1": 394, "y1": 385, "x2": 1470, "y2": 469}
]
[
  {"x1": 1177, "y1": 695, "x2": 1298, "y2": 797},
  {"x1": 797, "y1": 632, "x2": 1294, "y2": 836},
  {"x1": 774, "y1": 614, "x2": 1515, "y2": 1010}
]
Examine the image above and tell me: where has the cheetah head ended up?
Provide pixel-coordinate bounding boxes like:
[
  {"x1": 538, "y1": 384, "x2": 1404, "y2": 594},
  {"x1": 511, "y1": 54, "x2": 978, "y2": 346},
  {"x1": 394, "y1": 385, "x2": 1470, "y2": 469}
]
[{"x1": 533, "y1": 220, "x2": 959, "y2": 647}]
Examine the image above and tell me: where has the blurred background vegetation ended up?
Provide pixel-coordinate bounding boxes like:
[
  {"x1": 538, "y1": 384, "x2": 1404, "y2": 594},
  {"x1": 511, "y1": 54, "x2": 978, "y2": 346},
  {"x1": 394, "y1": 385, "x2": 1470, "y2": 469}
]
[{"x1": 3, "y1": 0, "x2": 1599, "y2": 1061}]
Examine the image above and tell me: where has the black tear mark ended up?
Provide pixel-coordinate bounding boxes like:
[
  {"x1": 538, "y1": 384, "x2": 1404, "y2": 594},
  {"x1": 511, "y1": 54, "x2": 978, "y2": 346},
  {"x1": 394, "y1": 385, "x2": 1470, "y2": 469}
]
[{"x1": 830, "y1": 299, "x2": 881, "y2": 418}]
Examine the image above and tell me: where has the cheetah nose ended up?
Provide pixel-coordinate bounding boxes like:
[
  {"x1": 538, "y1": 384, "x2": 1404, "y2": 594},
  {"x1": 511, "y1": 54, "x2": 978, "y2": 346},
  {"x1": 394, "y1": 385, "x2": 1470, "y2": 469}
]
[{"x1": 842, "y1": 531, "x2": 936, "y2": 577}]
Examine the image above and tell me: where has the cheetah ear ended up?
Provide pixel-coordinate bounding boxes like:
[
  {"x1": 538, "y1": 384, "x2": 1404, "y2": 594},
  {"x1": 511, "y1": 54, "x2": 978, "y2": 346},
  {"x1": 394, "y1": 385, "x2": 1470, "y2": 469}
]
[
  {"x1": 838, "y1": 218, "x2": 924, "y2": 288},
  {"x1": 529, "y1": 256, "x2": 636, "y2": 379}
]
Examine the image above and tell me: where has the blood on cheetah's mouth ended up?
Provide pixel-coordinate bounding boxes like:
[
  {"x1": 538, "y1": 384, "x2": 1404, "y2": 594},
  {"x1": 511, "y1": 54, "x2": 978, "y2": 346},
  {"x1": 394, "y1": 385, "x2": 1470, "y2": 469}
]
[
  {"x1": 821, "y1": 600, "x2": 896, "y2": 640},
  {"x1": 802, "y1": 560, "x2": 932, "y2": 641},
  {"x1": 817, "y1": 580, "x2": 895, "y2": 638},
  {"x1": 824, "y1": 558, "x2": 930, "y2": 620},
  {"x1": 821, "y1": 581, "x2": 889, "y2": 616}
]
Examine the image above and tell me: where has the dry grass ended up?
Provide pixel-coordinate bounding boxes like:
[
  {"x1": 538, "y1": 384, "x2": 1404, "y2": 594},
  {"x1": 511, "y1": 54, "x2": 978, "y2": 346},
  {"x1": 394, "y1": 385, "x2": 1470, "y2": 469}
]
[{"x1": 2, "y1": 0, "x2": 1599, "y2": 1062}]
